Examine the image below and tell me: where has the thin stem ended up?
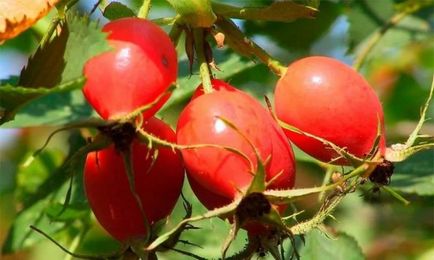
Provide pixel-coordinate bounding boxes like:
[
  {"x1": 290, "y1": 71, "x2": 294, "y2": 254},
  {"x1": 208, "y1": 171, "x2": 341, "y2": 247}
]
[
  {"x1": 22, "y1": 119, "x2": 108, "y2": 167},
  {"x1": 353, "y1": 11, "x2": 408, "y2": 71},
  {"x1": 30, "y1": 226, "x2": 103, "y2": 260},
  {"x1": 216, "y1": 17, "x2": 286, "y2": 76},
  {"x1": 136, "y1": 128, "x2": 254, "y2": 171},
  {"x1": 90, "y1": 0, "x2": 107, "y2": 15},
  {"x1": 138, "y1": 0, "x2": 152, "y2": 19},
  {"x1": 193, "y1": 28, "x2": 213, "y2": 93},
  {"x1": 405, "y1": 74, "x2": 434, "y2": 147},
  {"x1": 146, "y1": 199, "x2": 240, "y2": 251},
  {"x1": 64, "y1": 222, "x2": 91, "y2": 260},
  {"x1": 40, "y1": 17, "x2": 61, "y2": 47},
  {"x1": 318, "y1": 167, "x2": 334, "y2": 202},
  {"x1": 382, "y1": 186, "x2": 410, "y2": 205},
  {"x1": 151, "y1": 16, "x2": 177, "y2": 25}
]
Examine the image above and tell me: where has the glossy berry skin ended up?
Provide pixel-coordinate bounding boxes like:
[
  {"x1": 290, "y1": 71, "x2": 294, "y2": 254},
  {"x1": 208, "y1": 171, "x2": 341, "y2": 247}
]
[
  {"x1": 191, "y1": 79, "x2": 234, "y2": 99},
  {"x1": 83, "y1": 18, "x2": 177, "y2": 120},
  {"x1": 103, "y1": 18, "x2": 177, "y2": 84},
  {"x1": 178, "y1": 80, "x2": 296, "y2": 204},
  {"x1": 275, "y1": 56, "x2": 386, "y2": 164},
  {"x1": 84, "y1": 117, "x2": 184, "y2": 242}
]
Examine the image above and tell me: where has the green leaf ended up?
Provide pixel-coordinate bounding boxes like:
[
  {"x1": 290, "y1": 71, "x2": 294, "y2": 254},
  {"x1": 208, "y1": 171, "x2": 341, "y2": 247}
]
[
  {"x1": 1, "y1": 133, "x2": 84, "y2": 253},
  {"x1": 0, "y1": 18, "x2": 71, "y2": 125},
  {"x1": 390, "y1": 150, "x2": 434, "y2": 196},
  {"x1": 18, "y1": 20, "x2": 68, "y2": 88},
  {"x1": 0, "y1": 13, "x2": 110, "y2": 127},
  {"x1": 103, "y1": 1, "x2": 136, "y2": 20},
  {"x1": 0, "y1": 78, "x2": 85, "y2": 125},
  {"x1": 1, "y1": 132, "x2": 111, "y2": 253},
  {"x1": 16, "y1": 149, "x2": 64, "y2": 202},
  {"x1": 213, "y1": 1, "x2": 317, "y2": 22},
  {"x1": 0, "y1": 198, "x2": 67, "y2": 254},
  {"x1": 384, "y1": 74, "x2": 429, "y2": 124},
  {"x1": 156, "y1": 181, "x2": 247, "y2": 259},
  {"x1": 243, "y1": 1, "x2": 342, "y2": 54},
  {"x1": 0, "y1": 76, "x2": 19, "y2": 85},
  {"x1": 26, "y1": 133, "x2": 85, "y2": 205},
  {"x1": 359, "y1": 15, "x2": 431, "y2": 67},
  {"x1": 60, "y1": 13, "x2": 111, "y2": 82},
  {"x1": 347, "y1": 0, "x2": 395, "y2": 50},
  {"x1": 1, "y1": 89, "x2": 94, "y2": 127},
  {"x1": 45, "y1": 203, "x2": 89, "y2": 222},
  {"x1": 299, "y1": 229, "x2": 365, "y2": 260}
]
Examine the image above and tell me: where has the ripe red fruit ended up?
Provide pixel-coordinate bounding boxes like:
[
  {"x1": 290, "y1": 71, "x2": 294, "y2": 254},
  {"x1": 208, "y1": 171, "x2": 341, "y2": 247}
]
[
  {"x1": 191, "y1": 79, "x2": 234, "y2": 99},
  {"x1": 177, "y1": 80, "x2": 295, "y2": 211},
  {"x1": 84, "y1": 117, "x2": 184, "y2": 242},
  {"x1": 83, "y1": 18, "x2": 177, "y2": 120},
  {"x1": 274, "y1": 56, "x2": 386, "y2": 164}
]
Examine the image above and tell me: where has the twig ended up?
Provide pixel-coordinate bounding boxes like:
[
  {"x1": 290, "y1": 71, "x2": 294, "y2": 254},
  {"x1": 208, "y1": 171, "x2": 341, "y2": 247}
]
[
  {"x1": 353, "y1": 10, "x2": 412, "y2": 70},
  {"x1": 193, "y1": 28, "x2": 213, "y2": 93},
  {"x1": 138, "y1": 0, "x2": 152, "y2": 19}
]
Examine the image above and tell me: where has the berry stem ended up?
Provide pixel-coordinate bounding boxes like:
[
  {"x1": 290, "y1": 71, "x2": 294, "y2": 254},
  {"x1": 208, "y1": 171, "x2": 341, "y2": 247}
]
[
  {"x1": 138, "y1": 0, "x2": 152, "y2": 19},
  {"x1": 193, "y1": 28, "x2": 213, "y2": 93}
]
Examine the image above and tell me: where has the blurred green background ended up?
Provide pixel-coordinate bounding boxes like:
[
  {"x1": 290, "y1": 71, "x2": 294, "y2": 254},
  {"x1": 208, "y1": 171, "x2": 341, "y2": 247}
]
[{"x1": 1, "y1": 0, "x2": 434, "y2": 259}]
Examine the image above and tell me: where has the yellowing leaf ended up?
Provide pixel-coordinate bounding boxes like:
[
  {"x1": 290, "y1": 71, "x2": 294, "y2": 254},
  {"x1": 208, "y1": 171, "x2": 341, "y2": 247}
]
[{"x1": 0, "y1": 0, "x2": 59, "y2": 41}]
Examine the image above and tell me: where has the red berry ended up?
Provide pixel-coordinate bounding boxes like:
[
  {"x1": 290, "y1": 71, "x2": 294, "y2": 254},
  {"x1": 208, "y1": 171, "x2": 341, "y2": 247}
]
[
  {"x1": 191, "y1": 79, "x2": 235, "y2": 99},
  {"x1": 274, "y1": 56, "x2": 386, "y2": 164},
  {"x1": 103, "y1": 18, "x2": 177, "y2": 83},
  {"x1": 83, "y1": 18, "x2": 177, "y2": 120},
  {"x1": 84, "y1": 117, "x2": 184, "y2": 242},
  {"x1": 177, "y1": 81, "x2": 295, "y2": 234}
]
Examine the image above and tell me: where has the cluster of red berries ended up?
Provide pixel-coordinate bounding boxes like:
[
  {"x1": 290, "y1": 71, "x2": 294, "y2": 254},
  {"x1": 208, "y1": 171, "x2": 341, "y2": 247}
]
[{"x1": 82, "y1": 18, "x2": 385, "y2": 243}]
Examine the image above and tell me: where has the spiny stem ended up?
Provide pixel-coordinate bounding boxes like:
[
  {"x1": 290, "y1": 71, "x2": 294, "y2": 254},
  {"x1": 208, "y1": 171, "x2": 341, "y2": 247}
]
[
  {"x1": 138, "y1": 0, "x2": 152, "y2": 19},
  {"x1": 353, "y1": 11, "x2": 409, "y2": 71},
  {"x1": 193, "y1": 28, "x2": 213, "y2": 93},
  {"x1": 265, "y1": 163, "x2": 372, "y2": 204},
  {"x1": 290, "y1": 193, "x2": 344, "y2": 235},
  {"x1": 318, "y1": 167, "x2": 334, "y2": 202}
]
